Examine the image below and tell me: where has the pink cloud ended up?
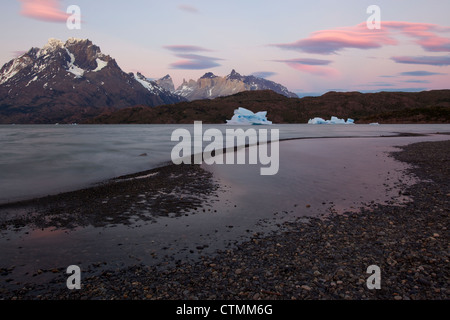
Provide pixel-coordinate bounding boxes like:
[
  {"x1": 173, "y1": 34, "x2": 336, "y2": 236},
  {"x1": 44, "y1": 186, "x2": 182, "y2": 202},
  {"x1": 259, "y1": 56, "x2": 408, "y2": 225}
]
[
  {"x1": 272, "y1": 21, "x2": 450, "y2": 54},
  {"x1": 19, "y1": 0, "x2": 69, "y2": 23},
  {"x1": 385, "y1": 21, "x2": 450, "y2": 52},
  {"x1": 415, "y1": 34, "x2": 450, "y2": 52},
  {"x1": 164, "y1": 45, "x2": 221, "y2": 70},
  {"x1": 169, "y1": 54, "x2": 223, "y2": 70},
  {"x1": 163, "y1": 45, "x2": 212, "y2": 53},
  {"x1": 274, "y1": 58, "x2": 332, "y2": 66},
  {"x1": 391, "y1": 55, "x2": 450, "y2": 66},
  {"x1": 286, "y1": 64, "x2": 339, "y2": 77},
  {"x1": 274, "y1": 58, "x2": 338, "y2": 77},
  {"x1": 273, "y1": 23, "x2": 396, "y2": 54}
]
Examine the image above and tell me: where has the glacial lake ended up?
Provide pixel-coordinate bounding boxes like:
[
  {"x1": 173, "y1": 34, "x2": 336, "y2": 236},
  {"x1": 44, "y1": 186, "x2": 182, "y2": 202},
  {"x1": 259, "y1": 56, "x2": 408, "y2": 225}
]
[{"x1": 0, "y1": 123, "x2": 449, "y2": 204}]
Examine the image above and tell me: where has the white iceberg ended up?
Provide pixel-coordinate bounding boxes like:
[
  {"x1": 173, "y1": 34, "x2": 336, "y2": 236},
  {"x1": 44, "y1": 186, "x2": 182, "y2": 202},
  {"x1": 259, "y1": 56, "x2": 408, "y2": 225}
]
[
  {"x1": 226, "y1": 107, "x2": 273, "y2": 125},
  {"x1": 308, "y1": 116, "x2": 355, "y2": 125}
]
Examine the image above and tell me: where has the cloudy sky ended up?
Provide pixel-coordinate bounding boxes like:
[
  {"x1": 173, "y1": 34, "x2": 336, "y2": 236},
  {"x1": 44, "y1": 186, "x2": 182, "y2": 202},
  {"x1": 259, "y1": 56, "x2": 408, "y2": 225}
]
[{"x1": 0, "y1": 0, "x2": 449, "y2": 96}]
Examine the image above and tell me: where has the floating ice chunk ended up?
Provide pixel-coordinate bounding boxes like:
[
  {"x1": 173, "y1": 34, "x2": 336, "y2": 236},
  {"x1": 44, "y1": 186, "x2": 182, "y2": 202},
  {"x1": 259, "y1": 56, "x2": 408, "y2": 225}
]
[
  {"x1": 226, "y1": 107, "x2": 273, "y2": 125},
  {"x1": 308, "y1": 117, "x2": 327, "y2": 124},
  {"x1": 330, "y1": 116, "x2": 346, "y2": 124},
  {"x1": 308, "y1": 116, "x2": 355, "y2": 124}
]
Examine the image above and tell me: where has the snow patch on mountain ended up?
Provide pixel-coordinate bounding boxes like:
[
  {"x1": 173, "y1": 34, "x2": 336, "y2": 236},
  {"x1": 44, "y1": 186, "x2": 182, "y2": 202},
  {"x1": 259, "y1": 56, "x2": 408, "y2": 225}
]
[
  {"x1": 134, "y1": 73, "x2": 157, "y2": 92},
  {"x1": 65, "y1": 48, "x2": 85, "y2": 78},
  {"x1": 25, "y1": 76, "x2": 38, "y2": 87},
  {"x1": 175, "y1": 83, "x2": 194, "y2": 96},
  {"x1": 67, "y1": 65, "x2": 85, "y2": 78},
  {"x1": 93, "y1": 59, "x2": 108, "y2": 72},
  {"x1": 0, "y1": 53, "x2": 36, "y2": 85}
]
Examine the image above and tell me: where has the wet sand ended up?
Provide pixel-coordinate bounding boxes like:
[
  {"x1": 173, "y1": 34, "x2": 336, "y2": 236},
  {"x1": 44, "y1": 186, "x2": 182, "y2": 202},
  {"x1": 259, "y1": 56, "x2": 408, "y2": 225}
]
[{"x1": 0, "y1": 134, "x2": 449, "y2": 300}]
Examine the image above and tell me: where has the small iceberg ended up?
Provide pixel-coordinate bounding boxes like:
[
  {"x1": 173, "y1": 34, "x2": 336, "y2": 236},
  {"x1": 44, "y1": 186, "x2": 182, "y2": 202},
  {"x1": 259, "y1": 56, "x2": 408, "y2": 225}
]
[
  {"x1": 308, "y1": 116, "x2": 354, "y2": 125},
  {"x1": 226, "y1": 107, "x2": 272, "y2": 125}
]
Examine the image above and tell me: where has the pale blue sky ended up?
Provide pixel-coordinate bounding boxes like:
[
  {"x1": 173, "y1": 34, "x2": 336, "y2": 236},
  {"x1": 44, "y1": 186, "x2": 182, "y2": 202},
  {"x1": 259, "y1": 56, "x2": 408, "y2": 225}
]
[{"x1": 1, "y1": 0, "x2": 449, "y2": 95}]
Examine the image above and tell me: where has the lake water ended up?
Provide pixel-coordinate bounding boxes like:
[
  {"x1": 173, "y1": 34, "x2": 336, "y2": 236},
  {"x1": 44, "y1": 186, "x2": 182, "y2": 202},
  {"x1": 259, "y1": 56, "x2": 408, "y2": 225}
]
[
  {"x1": 0, "y1": 123, "x2": 449, "y2": 287},
  {"x1": 0, "y1": 124, "x2": 449, "y2": 204}
]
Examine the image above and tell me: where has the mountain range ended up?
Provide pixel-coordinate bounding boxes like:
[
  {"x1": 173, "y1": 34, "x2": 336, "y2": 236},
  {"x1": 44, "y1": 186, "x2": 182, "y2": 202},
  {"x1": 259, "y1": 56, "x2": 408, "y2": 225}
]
[
  {"x1": 0, "y1": 38, "x2": 298, "y2": 124},
  {"x1": 0, "y1": 38, "x2": 187, "y2": 124},
  {"x1": 172, "y1": 70, "x2": 298, "y2": 101}
]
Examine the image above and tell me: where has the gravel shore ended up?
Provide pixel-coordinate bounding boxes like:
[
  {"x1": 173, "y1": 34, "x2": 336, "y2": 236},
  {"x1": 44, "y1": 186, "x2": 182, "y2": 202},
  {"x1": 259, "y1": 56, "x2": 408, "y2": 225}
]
[{"x1": 1, "y1": 140, "x2": 449, "y2": 300}]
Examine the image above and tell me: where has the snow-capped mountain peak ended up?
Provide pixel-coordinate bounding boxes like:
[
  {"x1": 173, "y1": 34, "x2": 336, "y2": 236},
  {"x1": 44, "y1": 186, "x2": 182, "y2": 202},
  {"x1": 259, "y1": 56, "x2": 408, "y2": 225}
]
[
  {"x1": 37, "y1": 38, "x2": 65, "y2": 58},
  {"x1": 0, "y1": 38, "x2": 186, "y2": 124},
  {"x1": 0, "y1": 38, "x2": 116, "y2": 86}
]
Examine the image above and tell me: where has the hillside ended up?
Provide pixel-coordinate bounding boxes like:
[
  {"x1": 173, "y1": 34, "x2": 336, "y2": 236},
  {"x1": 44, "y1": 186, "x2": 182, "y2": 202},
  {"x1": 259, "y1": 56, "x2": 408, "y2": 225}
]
[{"x1": 85, "y1": 89, "x2": 450, "y2": 124}]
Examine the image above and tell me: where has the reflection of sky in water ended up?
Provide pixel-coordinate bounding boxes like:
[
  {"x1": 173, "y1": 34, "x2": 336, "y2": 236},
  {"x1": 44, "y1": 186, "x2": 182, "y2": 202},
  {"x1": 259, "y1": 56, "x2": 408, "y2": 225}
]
[
  {"x1": 0, "y1": 133, "x2": 449, "y2": 289},
  {"x1": 0, "y1": 124, "x2": 449, "y2": 203}
]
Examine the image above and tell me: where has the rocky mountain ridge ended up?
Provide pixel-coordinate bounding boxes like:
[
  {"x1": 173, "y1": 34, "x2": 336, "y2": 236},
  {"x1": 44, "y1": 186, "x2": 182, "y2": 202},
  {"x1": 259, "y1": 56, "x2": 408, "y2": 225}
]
[{"x1": 171, "y1": 69, "x2": 298, "y2": 101}]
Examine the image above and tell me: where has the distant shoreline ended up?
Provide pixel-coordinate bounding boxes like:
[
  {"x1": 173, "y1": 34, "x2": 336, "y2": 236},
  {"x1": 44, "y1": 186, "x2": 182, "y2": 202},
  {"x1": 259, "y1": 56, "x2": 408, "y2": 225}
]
[{"x1": 1, "y1": 89, "x2": 449, "y2": 125}]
